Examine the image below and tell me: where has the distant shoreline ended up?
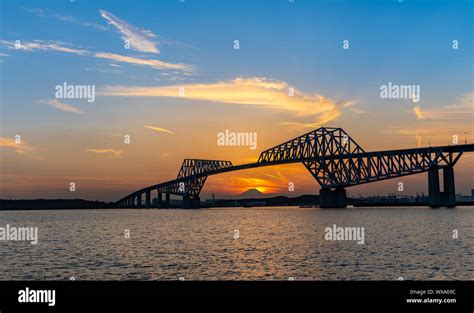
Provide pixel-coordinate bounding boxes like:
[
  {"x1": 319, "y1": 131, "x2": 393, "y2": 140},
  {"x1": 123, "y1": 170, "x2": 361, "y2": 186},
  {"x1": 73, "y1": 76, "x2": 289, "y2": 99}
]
[
  {"x1": 0, "y1": 199, "x2": 115, "y2": 211},
  {"x1": 1, "y1": 197, "x2": 474, "y2": 211}
]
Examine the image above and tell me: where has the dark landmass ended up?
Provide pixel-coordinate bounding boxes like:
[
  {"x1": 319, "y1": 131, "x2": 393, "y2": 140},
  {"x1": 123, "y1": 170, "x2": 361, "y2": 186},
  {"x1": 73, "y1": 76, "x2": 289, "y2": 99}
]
[
  {"x1": 234, "y1": 188, "x2": 268, "y2": 199},
  {"x1": 0, "y1": 199, "x2": 115, "y2": 210},
  {"x1": 209, "y1": 194, "x2": 319, "y2": 207},
  {"x1": 351, "y1": 201, "x2": 474, "y2": 207},
  {"x1": 210, "y1": 195, "x2": 474, "y2": 207},
  {"x1": 1, "y1": 196, "x2": 473, "y2": 210}
]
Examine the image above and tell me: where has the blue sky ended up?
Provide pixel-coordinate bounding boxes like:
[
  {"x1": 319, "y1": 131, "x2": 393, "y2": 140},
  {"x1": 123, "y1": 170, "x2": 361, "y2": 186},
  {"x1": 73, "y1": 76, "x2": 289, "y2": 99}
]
[{"x1": 0, "y1": 0, "x2": 473, "y2": 200}]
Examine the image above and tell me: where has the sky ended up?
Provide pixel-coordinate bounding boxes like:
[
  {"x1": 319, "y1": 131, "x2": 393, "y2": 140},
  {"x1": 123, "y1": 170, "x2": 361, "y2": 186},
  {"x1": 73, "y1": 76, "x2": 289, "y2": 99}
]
[{"x1": 0, "y1": 0, "x2": 473, "y2": 201}]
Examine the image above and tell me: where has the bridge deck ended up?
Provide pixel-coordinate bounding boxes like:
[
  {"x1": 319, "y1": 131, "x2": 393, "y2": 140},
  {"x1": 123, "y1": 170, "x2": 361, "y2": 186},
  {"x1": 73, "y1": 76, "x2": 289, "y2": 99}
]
[{"x1": 117, "y1": 143, "x2": 474, "y2": 202}]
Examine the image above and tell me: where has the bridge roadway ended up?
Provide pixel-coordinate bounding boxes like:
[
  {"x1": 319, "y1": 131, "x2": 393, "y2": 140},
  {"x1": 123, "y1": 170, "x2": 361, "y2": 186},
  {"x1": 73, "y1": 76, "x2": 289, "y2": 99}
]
[{"x1": 117, "y1": 141, "x2": 474, "y2": 208}]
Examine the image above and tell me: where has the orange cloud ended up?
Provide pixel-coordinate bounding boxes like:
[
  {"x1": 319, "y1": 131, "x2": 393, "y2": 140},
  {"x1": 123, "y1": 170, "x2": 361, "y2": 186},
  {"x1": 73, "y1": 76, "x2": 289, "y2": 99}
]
[
  {"x1": 413, "y1": 106, "x2": 426, "y2": 120},
  {"x1": 86, "y1": 148, "x2": 123, "y2": 158},
  {"x1": 144, "y1": 125, "x2": 174, "y2": 134},
  {"x1": 99, "y1": 77, "x2": 352, "y2": 127},
  {"x1": 0, "y1": 137, "x2": 40, "y2": 158}
]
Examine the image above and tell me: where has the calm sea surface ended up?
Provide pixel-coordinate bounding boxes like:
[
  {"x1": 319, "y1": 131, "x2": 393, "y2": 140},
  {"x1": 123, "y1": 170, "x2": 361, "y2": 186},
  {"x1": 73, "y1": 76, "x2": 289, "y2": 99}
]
[{"x1": 0, "y1": 206, "x2": 473, "y2": 280}]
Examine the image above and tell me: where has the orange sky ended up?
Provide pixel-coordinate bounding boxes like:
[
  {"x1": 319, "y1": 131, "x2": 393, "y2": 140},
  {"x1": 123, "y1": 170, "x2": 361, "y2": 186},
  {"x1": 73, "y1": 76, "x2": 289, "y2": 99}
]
[{"x1": 1, "y1": 3, "x2": 473, "y2": 201}]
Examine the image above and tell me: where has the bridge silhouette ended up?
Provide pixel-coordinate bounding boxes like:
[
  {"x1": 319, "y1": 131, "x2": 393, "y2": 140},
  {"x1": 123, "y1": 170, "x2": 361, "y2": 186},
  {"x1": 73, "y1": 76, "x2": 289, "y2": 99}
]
[{"x1": 116, "y1": 127, "x2": 474, "y2": 209}]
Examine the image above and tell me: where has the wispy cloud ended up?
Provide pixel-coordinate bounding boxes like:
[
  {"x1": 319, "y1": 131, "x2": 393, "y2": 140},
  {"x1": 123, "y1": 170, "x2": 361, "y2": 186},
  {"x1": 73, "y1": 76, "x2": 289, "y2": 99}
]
[
  {"x1": 99, "y1": 77, "x2": 350, "y2": 127},
  {"x1": 0, "y1": 138, "x2": 42, "y2": 159},
  {"x1": 412, "y1": 93, "x2": 474, "y2": 120},
  {"x1": 413, "y1": 106, "x2": 426, "y2": 120},
  {"x1": 344, "y1": 102, "x2": 368, "y2": 114},
  {"x1": 35, "y1": 99, "x2": 84, "y2": 114},
  {"x1": 0, "y1": 138, "x2": 34, "y2": 151},
  {"x1": 263, "y1": 170, "x2": 288, "y2": 181},
  {"x1": 0, "y1": 40, "x2": 192, "y2": 72},
  {"x1": 99, "y1": 10, "x2": 159, "y2": 54},
  {"x1": 28, "y1": 8, "x2": 107, "y2": 30},
  {"x1": 389, "y1": 93, "x2": 474, "y2": 146},
  {"x1": 144, "y1": 125, "x2": 174, "y2": 134},
  {"x1": 94, "y1": 52, "x2": 192, "y2": 71},
  {"x1": 0, "y1": 40, "x2": 88, "y2": 55},
  {"x1": 86, "y1": 149, "x2": 123, "y2": 158}
]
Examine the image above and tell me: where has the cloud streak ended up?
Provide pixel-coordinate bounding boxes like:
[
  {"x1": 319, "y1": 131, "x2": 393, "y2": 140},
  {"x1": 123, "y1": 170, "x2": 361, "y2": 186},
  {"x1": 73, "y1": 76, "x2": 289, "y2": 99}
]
[
  {"x1": 99, "y1": 77, "x2": 349, "y2": 127},
  {"x1": 35, "y1": 99, "x2": 84, "y2": 114},
  {"x1": 0, "y1": 138, "x2": 34, "y2": 151},
  {"x1": 413, "y1": 106, "x2": 426, "y2": 120},
  {"x1": 86, "y1": 149, "x2": 123, "y2": 158},
  {"x1": 412, "y1": 93, "x2": 474, "y2": 120},
  {"x1": 0, "y1": 138, "x2": 41, "y2": 159},
  {"x1": 144, "y1": 125, "x2": 174, "y2": 134},
  {"x1": 0, "y1": 40, "x2": 192, "y2": 72},
  {"x1": 29, "y1": 8, "x2": 107, "y2": 30},
  {"x1": 0, "y1": 40, "x2": 88, "y2": 55},
  {"x1": 94, "y1": 52, "x2": 192, "y2": 71},
  {"x1": 99, "y1": 10, "x2": 159, "y2": 54}
]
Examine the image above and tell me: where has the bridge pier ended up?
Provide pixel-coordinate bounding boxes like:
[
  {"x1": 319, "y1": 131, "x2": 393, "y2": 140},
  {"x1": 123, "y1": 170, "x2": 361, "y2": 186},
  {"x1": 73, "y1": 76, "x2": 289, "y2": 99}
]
[
  {"x1": 319, "y1": 187, "x2": 347, "y2": 208},
  {"x1": 443, "y1": 166, "x2": 456, "y2": 207},
  {"x1": 192, "y1": 196, "x2": 200, "y2": 208},
  {"x1": 157, "y1": 191, "x2": 163, "y2": 208},
  {"x1": 183, "y1": 196, "x2": 201, "y2": 209},
  {"x1": 165, "y1": 193, "x2": 170, "y2": 209},
  {"x1": 137, "y1": 193, "x2": 142, "y2": 209},
  {"x1": 145, "y1": 190, "x2": 151, "y2": 209},
  {"x1": 428, "y1": 166, "x2": 456, "y2": 208}
]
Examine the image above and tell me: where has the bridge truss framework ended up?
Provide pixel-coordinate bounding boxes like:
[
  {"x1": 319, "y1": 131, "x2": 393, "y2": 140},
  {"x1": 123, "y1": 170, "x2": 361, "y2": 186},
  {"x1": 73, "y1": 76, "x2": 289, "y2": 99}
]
[{"x1": 117, "y1": 127, "x2": 473, "y2": 209}]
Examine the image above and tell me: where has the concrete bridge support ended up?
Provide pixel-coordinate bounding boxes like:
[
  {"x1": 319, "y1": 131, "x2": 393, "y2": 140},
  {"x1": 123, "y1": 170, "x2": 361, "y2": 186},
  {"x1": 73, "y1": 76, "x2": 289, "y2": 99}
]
[
  {"x1": 165, "y1": 193, "x2": 171, "y2": 209},
  {"x1": 319, "y1": 187, "x2": 347, "y2": 208},
  {"x1": 183, "y1": 196, "x2": 201, "y2": 209},
  {"x1": 157, "y1": 192, "x2": 163, "y2": 208},
  {"x1": 428, "y1": 166, "x2": 456, "y2": 208},
  {"x1": 137, "y1": 194, "x2": 142, "y2": 209},
  {"x1": 145, "y1": 190, "x2": 151, "y2": 209}
]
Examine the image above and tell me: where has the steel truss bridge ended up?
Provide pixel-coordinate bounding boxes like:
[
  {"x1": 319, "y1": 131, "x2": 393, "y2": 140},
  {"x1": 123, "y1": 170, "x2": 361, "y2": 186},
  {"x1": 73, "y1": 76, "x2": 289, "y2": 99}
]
[{"x1": 116, "y1": 127, "x2": 474, "y2": 208}]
